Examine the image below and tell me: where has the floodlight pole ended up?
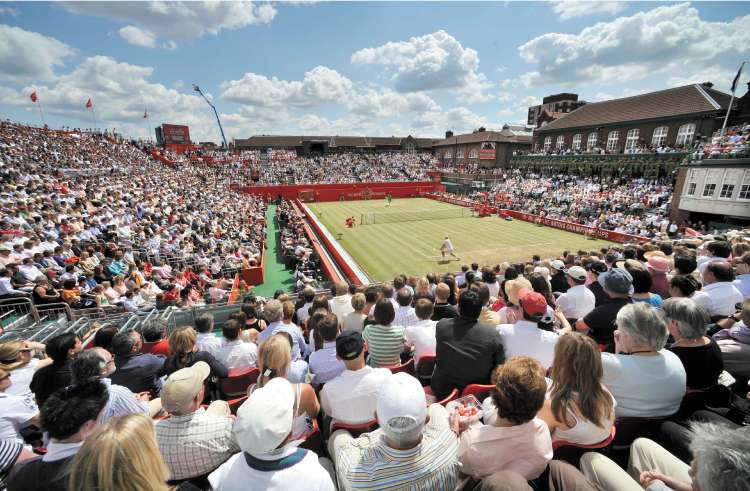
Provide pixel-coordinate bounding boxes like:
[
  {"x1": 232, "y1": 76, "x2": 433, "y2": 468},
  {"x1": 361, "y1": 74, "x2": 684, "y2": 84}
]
[{"x1": 193, "y1": 84, "x2": 228, "y2": 148}]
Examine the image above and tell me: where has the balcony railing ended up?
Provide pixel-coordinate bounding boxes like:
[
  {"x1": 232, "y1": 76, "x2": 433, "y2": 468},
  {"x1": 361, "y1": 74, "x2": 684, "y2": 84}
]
[{"x1": 510, "y1": 153, "x2": 689, "y2": 166}]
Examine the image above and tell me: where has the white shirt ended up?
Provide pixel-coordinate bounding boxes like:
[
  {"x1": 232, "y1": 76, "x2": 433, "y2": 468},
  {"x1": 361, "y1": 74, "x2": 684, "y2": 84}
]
[
  {"x1": 404, "y1": 319, "x2": 437, "y2": 365},
  {"x1": 216, "y1": 340, "x2": 258, "y2": 370},
  {"x1": 320, "y1": 366, "x2": 392, "y2": 424},
  {"x1": 441, "y1": 238, "x2": 454, "y2": 251},
  {"x1": 394, "y1": 305, "x2": 419, "y2": 327},
  {"x1": 4, "y1": 358, "x2": 40, "y2": 397},
  {"x1": 330, "y1": 295, "x2": 354, "y2": 325},
  {"x1": 733, "y1": 274, "x2": 750, "y2": 299},
  {"x1": 697, "y1": 256, "x2": 730, "y2": 274},
  {"x1": 308, "y1": 342, "x2": 345, "y2": 385},
  {"x1": 197, "y1": 332, "x2": 222, "y2": 358},
  {"x1": 556, "y1": 284, "x2": 596, "y2": 320},
  {"x1": 497, "y1": 320, "x2": 560, "y2": 370},
  {"x1": 209, "y1": 447, "x2": 335, "y2": 491},
  {"x1": 0, "y1": 391, "x2": 38, "y2": 444},
  {"x1": 601, "y1": 350, "x2": 686, "y2": 417},
  {"x1": 693, "y1": 282, "x2": 743, "y2": 317}
]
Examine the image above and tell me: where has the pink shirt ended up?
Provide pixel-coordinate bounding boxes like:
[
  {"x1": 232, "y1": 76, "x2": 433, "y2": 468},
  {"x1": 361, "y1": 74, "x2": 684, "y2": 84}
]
[{"x1": 458, "y1": 418, "x2": 552, "y2": 480}]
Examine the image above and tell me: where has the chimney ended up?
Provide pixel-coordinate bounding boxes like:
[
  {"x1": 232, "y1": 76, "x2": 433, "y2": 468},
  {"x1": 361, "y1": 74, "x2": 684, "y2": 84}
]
[
  {"x1": 445, "y1": 130, "x2": 454, "y2": 138},
  {"x1": 701, "y1": 81, "x2": 714, "y2": 89}
]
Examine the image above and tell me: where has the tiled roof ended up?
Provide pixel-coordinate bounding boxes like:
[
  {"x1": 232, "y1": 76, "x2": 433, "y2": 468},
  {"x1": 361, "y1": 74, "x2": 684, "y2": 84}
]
[
  {"x1": 235, "y1": 134, "x2": 438, "y2": 148},
  {"x1": 536, "y1": 84, "x2": 730, "y2": 133},
  {"x1": 433, "y1": 128, "x2": 533, "y2": 147}
]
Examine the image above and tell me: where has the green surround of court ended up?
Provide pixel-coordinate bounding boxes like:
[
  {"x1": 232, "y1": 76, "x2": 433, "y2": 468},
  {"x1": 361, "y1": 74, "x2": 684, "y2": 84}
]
[{"x1": 307, "y1": 198, "x2": 614, "y2": 282}]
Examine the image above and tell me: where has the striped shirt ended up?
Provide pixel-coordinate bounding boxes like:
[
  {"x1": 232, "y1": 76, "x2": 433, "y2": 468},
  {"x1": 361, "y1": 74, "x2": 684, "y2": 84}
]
[
  {"x1": 363, "y1": 324, "x2": 406, "y2": 367},
  {"x1": 393, "y1": 306, "x2": 419, "y2": 328},
  {"x1": 0, "y1": 440, "x2": 22, "y2": 489},
  {"x1": 101, "y1": 378, "x2": 149, "y2": 423},
  {"x1": 335, "y1": 403, "x2": 459, "y2": 490}
]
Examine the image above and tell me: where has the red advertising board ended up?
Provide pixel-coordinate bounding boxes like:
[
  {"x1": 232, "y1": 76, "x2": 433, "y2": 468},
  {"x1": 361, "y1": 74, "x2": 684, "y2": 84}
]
[
  {"x1": 162, "y1": 124, "x2": 191, "y2": 144},
  {"x1": 479, "y1": 142, "x2": 496, "y2": 160}
]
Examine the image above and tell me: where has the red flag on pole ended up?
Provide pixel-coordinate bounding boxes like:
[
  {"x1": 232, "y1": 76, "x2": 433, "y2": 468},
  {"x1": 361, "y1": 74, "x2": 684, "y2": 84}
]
[
  {"x1": 30, "y1": 91, "x2": 38, "y2": 103},
  {"x1": 85, "y1": 98, "x2": 92, "y2": 108}
]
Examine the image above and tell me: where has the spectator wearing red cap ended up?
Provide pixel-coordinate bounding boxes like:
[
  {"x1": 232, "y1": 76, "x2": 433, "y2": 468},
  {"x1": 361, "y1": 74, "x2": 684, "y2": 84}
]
[{"x1": 497, "y1": 289, "x2": 560, "y2": 370}]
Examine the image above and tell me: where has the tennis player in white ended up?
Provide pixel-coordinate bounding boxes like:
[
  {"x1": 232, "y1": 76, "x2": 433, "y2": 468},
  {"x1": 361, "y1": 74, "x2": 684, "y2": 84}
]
[{"x1": 440, "y1": 235, "x2": 460, "y2": 261}]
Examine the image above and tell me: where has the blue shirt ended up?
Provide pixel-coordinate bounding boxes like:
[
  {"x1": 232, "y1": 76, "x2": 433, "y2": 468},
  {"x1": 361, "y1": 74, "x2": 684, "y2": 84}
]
[
  {"x1": 111, "y1": 353, "x2": 165, "y2": 394},
  {"x1": 257, "y1": 322, "x2": 306, "y2": 361}
]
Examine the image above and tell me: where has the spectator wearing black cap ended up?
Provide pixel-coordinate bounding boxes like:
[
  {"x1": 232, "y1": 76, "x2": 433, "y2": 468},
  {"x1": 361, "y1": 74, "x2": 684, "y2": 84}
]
[
  {"x1": 572, "y1": 268, "x2": 633, "y2": 353},
  {"x1": 586, "y1": 261, "x2": 610, "y2": 306},
  {"x1": 431, "y1": 290, "x2": 505, "y2": 400},
  {"x1": 320, "y1": 330, "x2": 392, "y2": 426}
]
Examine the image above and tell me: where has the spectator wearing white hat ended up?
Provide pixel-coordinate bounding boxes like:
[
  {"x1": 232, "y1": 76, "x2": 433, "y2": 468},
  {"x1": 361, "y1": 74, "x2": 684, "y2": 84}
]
[
  {"x1": 330, "y1": 372, "x2": 459, "y2": 490},
  {"x1": 549, "y1": 260, "x2": 569, "y2": 294},
  {"x1": 208, "y1": 377, "x2": 335, "y2": 491},
  {"x1": 155, "y1": 361, "x2": 238, "y2": 481},
  {"x1": 556, "y1": 266, "x2": 596, "y2": 322}
]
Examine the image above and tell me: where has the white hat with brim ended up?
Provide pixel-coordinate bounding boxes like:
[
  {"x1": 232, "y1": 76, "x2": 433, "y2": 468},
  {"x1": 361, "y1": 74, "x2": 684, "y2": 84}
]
[
  {"x1": 161, "y1": 361, "x2": 210, "y2": 413},
  {"x1": 234, "y1": 377, "x2": 295, "y2": 455}
]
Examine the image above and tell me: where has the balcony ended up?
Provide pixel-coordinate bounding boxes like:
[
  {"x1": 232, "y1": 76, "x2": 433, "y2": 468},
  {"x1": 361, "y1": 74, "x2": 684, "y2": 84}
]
[{"x1": 510, "y1": 153, "x2": 689, "y2": 166}]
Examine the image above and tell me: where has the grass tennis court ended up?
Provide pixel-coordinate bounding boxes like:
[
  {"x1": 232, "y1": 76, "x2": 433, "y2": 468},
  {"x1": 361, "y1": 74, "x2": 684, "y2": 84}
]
[{"x1": 307, "y1": 198, "x2": 614, "y2": 282}]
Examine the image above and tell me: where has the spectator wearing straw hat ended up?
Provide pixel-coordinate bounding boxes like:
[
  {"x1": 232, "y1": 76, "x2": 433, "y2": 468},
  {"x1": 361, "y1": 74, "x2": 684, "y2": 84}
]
[
  {"x1": 156, "y1": 361, "x2": 238, "y2": 481},
  {"x1": 208, "y1": 377, "x2": 335, "y2": 491}
]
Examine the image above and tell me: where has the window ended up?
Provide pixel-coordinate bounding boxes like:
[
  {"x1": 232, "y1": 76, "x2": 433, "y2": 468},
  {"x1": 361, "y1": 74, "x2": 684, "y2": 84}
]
[
  {"x1": 624, "y1": 129, "x2": 640, "y2": 151},
  {"x1": 720, "y1": 184, "x2": 735, "y2": 198},
  {"x1": 606, "y1": 130, "x2": 620, "y2": 152},
  {"x1": 740, "y1": 171, "x2": 750, "y2": 200},
  {"x1": 468, "y1": 148, "x2": 478, "y2": 159},
  {"x1": 456, "y1": 148, "x2": 465, "y2": 159},
  {"x1": 652, "y1": 126, "x2": 668, "y2": 147},
  {"x1": 676, "y1": 124, "x2": 696, "y2": 147},
  {"x1": 702, "y1": 183, "x2": 716, "y2": 197},
  {"x1": 572, "y1": 134, "x2": 582, "y2": 150},
  {"x1": 587, "y1": 132, "x2": 598, "y2": 150},
  {"x1": 544, "y1": 136, "x2": 552, "y2": 152},
  {"x1": 556, "y1": 135, "x2": 565, "y2": 150},
  {"x1": 686, "y1": 182, "x2": 697, "y2": 196},
  {"x1": 444, "y1": 150, "x2": 452, "y2": 160}
]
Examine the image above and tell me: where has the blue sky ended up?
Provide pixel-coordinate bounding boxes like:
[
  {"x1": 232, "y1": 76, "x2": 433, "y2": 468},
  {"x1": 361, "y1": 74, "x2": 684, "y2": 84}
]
[{"x1": 1, "y1": 1, "x2": 749, "y2": 143}]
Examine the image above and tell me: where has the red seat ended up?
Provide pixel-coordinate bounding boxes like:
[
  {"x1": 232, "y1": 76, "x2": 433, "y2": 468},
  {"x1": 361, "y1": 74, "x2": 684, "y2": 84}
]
[
  {"x1": 141, "y1": 341, "x2": 158, "y2": 354},
  {"x1": 299, "y1": 418, "x2": 324, "y2": 454},
  {"x1": 415, "y1": 354, "x2": 436, "y2": 380},
  {"x1": 218, "y1": 366, "x2": 260, "y2": 398},
  {"x1": 385, "y1": 358, "x2": 414, "y2": 375},
  {"x1": 330, "y1": 419, "x2": 379, "y2": 438},
  {"x1": 424, "y1": 386, "x2": 460, "y2": 406},
  {"x1": 461, "y1": 384, "x2": 494, "y2": 401},
  {"x1": 227, "y1": 396, "x2": 248, "y2": 415},
  {"x1": 553, "y1": 425, "x2": 616, "y2": 451}
]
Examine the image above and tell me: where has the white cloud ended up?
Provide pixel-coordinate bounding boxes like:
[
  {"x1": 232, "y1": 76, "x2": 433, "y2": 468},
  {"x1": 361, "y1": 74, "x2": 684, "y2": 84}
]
[
  {"x1": 0, "y1": 7, "x2": 19, "y2": 17},
  {"x1": 0, "y1": 24, "x2": 75, "y2": 82},
  {"x1": 351, "y1": 30, "x2": 495, "y2": 99},
  {"x1": 552, "y1": 1, "x2": 627, "y2": 21},
  {"x1": 62, "y1": 1, "x2": 277, "y2": 44},
  {"x1": 221, "y1": 66, "x2": 353, "y2": 108},
  {"x1": 118, "y1": 25, "x2": 156, "y2": 48},
  {"x1": 347, "y1": 88, "x2": 439, "y2": 118},
  {"x1": 517, "y1": 3, "x2": 750, "y2": 88}
]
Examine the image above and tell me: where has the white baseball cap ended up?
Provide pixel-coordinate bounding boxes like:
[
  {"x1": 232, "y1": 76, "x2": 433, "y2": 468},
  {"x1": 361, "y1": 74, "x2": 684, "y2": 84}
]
[
  {"x1": 550, "y1": 260, "x2": 565, "y2": 271},
  {"x1": 233, "y1": 377, "x2": 295, "y2": 455},
  {"x1": 564, "y1": 266, "x2": 588, "y2": 281},
  {"x1": 376, "y1": 373, "x2": 426, "y2": 433}
]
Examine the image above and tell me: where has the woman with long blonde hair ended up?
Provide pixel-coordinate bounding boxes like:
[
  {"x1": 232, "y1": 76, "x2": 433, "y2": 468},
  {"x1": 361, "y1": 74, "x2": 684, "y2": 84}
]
[
  {"x1": 68, "y1": 413, "x2": 177, "y2": 491},
  {"x1": 159, "y1": 326, "x2": 227, "y2": 378},
  {"x1": 253, "y1": 334, "x2": 318, "y2": 440},
  {"x1": 538, "y1": 332, "x2": 616, "y2": 444}
]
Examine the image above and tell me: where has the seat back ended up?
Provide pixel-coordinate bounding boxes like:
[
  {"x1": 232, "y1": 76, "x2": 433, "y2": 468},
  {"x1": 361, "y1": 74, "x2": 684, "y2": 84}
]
[
  {"x1": 386, "y1": 358, "x2": 414, "y2": 375},
  {"x1": 330, "y1": 419, "x2": 379, "y2": 438},
  {"x1": 218, "y1": 366, "x2": 260, "y2": 398},
  {"x1": 613, "y1": 416, "x2": 669, "y2": 450},
  {"x1": 227, "y1": 396, "x2": 248, "y2": 415},
  {"x1": 461, "y1": 384, "x2": 494, "y2": 401},
  {"x1": 416, "y1": 355, "x2": 436, "y2": 381},
  {"x1": 438, "y1": 388, "x2": 460, "y2": 406},
  {"x1": 140, "y1": 341, "x2": 158, "y2": 354}
]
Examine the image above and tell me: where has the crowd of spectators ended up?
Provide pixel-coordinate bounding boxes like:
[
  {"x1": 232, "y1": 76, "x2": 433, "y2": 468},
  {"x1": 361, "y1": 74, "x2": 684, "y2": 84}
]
[
  {"x1": 693, "y1": 123, "x2": 750, "y2": 160},
  {"x1": 0, "y1": 121, "x2": 267, "y2": 313},
  {"x1": 1, "y1": 229, "x2": 748, "y2": 491}
]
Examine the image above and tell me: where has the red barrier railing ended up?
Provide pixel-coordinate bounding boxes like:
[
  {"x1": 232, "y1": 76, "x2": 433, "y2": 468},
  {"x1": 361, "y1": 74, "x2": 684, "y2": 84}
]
[{"x1": 290, "y1": 200, "x2": 346, "y2": 284}]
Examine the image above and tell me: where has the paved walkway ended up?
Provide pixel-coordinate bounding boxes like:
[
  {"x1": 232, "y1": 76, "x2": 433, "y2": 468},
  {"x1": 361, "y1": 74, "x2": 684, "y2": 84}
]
[{"x1": 252, "y1": 204, "x2": 296, "y2": 297}]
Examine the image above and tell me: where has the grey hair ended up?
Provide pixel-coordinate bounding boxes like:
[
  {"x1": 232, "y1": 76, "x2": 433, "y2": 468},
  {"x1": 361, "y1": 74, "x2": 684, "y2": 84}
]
[
  {"x1": 662, "y1": 297, "x2": 710, "y2": 340},
  {"x1": 70, "y1": 349, "x2": 107, "y2": 384},
  {"x1": 263, "y1": 299, "x2": 283, "y2": 323},
  {"x1": 615, "y1": 303, "x2": 668, "y2": 351},
  {"x1": 382, "y1": 416, "x2": 424, "y2": 449},
  {"x1": 689, "y1": 422, "x2": 750, "y2": 491}
]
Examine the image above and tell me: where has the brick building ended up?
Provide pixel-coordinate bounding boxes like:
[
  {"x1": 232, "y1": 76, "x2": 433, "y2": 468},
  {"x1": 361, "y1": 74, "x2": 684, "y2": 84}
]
[
  {"x1": 533, "y1": 83, "x2": 733, "y2": 154},
  {"x1": 432, "y1": 125, "x2": 533, "y2": 168},
  {"x1": 234, "y1": 135, "x2": 434, "y2": 155},
  {"x1": 528, "y1": 93, "x2": 586, "y2": 128}
]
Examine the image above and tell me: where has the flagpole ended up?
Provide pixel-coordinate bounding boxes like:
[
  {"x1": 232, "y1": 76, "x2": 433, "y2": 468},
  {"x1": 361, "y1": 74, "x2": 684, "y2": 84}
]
[
  {"x1": 720, "y1": 94, "x2": 735, "y2": 136},
  {"x1": 90, "y1": 107, "x2": 97, "y2": 132},
  {"x1": 36, "y1": 100, "x2": 45, "y2": 126}
]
